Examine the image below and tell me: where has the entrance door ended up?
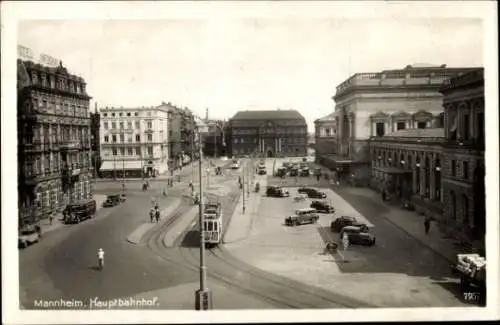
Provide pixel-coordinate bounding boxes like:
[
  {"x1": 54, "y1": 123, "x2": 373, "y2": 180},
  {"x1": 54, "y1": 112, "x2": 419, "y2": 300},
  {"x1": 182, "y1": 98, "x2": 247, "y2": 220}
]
[{"x1": 266, "y1": 149, "x2": 274, "y2": 158}]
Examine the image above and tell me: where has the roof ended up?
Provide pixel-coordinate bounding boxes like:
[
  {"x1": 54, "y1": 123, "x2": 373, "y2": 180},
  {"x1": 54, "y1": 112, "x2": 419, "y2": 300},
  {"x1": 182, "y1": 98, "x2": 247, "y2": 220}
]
[
  {"x1": 230, "y1": 109, "x2": 305, "y2": 121},
  {"x1": 387, "y1": 128, "x2": 444, "y2": 138},
  {"x1": 315, "y1": 111, "x2": 339, "y2": 123}
]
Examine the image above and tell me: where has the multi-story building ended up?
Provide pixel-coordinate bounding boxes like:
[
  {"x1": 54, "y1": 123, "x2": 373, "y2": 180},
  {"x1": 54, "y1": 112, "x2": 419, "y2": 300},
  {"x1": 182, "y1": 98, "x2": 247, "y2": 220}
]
[
  {"x1": 166, "y1": 103, "x2": 196, "y2": 169},
  {"x1": 227, "y1": 110, "x2": 308, "y2": 158},
  {"x1": 369, "y1": 128, "x2": 445, "y2": 217},
  {"x1": 329, "y1": 64, "x2": 478, "y2": 184},
  {"x1": 203, "y1": 119, "x2": 227, "y2": 157},
  {"x1": 99, "y1": 104, "x2": 169, "y2": 178},
  {"x1": 440, "y1": 68, "x2": 485, "y2": 250},
  {"x1": 314, "y1": 112, "x2": 339, "y2": 165},
  {"x1": 17, "y1": 59, "x2": 93, "y2": 227},
  {"x1": 90, "y1": 108, "x2": 101, "y2": 177}
]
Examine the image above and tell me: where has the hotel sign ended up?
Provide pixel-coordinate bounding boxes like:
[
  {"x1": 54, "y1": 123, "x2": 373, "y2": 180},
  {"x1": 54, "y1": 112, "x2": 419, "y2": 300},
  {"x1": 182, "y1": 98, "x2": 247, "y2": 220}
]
[{"x1": 18, "y1": 45, "x2": 61, "y2": 68}]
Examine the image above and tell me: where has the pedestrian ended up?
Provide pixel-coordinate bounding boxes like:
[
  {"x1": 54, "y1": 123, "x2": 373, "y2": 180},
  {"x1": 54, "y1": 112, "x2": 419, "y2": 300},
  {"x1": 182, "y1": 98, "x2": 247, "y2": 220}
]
[
  {"x1": 316, "y1": 174, "x2": 320, "y2": 182},
  {"x1": 49, "y1": 213, "x2": 54, "y2": 225},
  {"x1": 424, "y1": 215, "x2": 431, "y2": 235},
  {"x1": 149, "y1": 208, "x2": 155, "y2": 223},
  {"x1": 155, "y1": 208, "x2": 160, "y2": 223}
]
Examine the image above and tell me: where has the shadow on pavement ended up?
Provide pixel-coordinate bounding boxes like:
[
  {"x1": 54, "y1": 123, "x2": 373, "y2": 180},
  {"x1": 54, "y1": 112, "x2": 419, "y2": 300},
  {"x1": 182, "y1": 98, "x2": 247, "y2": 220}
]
[{"x1": 180, "y1": 230, "x2": 200, "y2": 248}]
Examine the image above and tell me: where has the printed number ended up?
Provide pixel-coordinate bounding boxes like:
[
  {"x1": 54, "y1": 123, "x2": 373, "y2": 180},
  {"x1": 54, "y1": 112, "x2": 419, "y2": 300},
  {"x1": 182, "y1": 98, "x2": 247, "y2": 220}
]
[{"x1": 463, "y1": 292, "x2": 479, "y2": 301}]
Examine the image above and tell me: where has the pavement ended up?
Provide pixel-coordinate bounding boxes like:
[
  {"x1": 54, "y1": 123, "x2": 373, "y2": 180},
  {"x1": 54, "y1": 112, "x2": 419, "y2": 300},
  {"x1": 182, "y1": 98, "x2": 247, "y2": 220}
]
[
  {"x1": 163, "y1": 205, "x2": 198, "y2": 247},
  {"x1": 127, "y1": 198, "x2": 182, "y2": 245}
]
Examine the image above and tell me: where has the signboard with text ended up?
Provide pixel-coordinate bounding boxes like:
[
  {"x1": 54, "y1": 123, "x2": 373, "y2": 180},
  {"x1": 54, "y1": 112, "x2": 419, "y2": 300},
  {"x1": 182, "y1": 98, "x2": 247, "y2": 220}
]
[{"x1": 18, "y1": 45, "x2": 61, "y2": 68}]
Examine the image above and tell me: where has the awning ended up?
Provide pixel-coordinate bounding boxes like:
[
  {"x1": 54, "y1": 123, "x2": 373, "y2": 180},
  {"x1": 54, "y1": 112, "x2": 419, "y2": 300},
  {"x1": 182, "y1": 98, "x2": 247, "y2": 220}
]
[
  {"x1": 374, "y1": 166, "x2": 412, "y2": 175},
  {"x1": 101, "y1": 160, "x2": 144, "y2": 171}
]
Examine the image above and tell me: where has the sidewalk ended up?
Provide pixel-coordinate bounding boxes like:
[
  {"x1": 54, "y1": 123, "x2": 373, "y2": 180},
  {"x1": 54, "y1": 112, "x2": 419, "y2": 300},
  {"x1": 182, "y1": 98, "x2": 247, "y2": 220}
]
[
  {"x1": 39, "y1": 194, "x2": 108, "y2": 236},
  {"x1": 334, "y1": 186, "x2": 460, "y2": 263}
]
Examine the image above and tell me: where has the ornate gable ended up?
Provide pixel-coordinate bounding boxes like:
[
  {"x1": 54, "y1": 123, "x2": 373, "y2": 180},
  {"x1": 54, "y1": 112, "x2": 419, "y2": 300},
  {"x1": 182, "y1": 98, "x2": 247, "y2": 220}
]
[
  {"x1": 370, "y1": 111, "x2": 389, "y2": 121},
  {"x1": 391, "y1": 111, "x2": 412, "y2": 120},
  {"x1": 413, "y1": 110, "x2": 433, "y2": 121}
]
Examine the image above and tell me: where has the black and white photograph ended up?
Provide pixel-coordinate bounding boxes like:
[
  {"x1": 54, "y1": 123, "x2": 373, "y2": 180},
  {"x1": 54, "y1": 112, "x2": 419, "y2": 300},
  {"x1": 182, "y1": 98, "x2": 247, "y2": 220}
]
[{"x1": 2, "y1": 1, "x2": 499, "y2": 323}]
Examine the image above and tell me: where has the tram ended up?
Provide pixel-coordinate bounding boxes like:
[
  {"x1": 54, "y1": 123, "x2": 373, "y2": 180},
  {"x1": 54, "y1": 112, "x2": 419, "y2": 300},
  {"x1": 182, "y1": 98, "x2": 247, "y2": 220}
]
[{"x1": 203, "y1": 201, "x2": 223, "y2": 247}]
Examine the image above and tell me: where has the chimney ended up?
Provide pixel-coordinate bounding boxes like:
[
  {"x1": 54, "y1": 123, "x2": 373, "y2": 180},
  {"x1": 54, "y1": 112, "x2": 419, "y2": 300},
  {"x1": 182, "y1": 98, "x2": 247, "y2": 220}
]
[{"x1": 206, "y1": 108, "x2": 209, "y2": 121}]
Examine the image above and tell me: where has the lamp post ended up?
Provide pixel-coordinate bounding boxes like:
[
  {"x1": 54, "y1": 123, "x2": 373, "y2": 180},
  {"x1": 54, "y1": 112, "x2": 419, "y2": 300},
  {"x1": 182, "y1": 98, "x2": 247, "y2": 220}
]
[{"x1": 194, "y1": 122, "x2": 212, "y2": 311}]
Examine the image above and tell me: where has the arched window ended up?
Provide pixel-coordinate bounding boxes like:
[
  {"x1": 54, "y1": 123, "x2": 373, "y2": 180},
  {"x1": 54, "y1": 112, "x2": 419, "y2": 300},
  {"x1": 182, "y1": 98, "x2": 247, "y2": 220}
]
[{"x1": 450, "y1": 191, "x2": 456, "y2": 220}]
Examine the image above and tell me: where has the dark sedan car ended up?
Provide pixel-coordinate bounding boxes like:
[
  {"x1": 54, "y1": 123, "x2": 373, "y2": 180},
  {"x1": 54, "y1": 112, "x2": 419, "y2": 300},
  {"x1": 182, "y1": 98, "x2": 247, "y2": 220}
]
[
  {"x1": 306, "y1": 189, "x2": 327, "y2": 199},
  {"x1": 266, "y1": 186, "x2": 290, "y2": 197},
  {"x1": 331, "y1": 216, "x2": 369, "y2": 232},
  {"x1": 340, "y1": 225, "x2": 376, "y2": 246},
  {"x1": 310, "y1": 200, "x2": 335, "y2": 213},
  {"x1": 289, "y1": 168, "x2": 299, "y2": 177}
]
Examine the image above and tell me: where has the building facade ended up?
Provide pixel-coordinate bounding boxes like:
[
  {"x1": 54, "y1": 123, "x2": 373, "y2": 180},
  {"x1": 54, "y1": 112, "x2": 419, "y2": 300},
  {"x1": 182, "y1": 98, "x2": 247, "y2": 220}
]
[
  {"x1": 440, "y1": 68, "x2": 485, "y2": 250},
  {"x1": 166, "y1": 103, "x2": 196, "y2": 169},
  {"x1": 314, "y1": 112, "x2": 339, "y2": 165},
  {"x1": 369, "y1": 129, "x2": 445, "y2": 217},
  {"x1": 228, "y1": 110, "x2": 308, "y2": 158},
  {"x1": 17, "y1": 59, "x2": 93, "y2": 228},
  {"x1": 90, "y1": 109, "x2": 101, "y2": 177},
  {"x1": 329, "y1": 64, "x2": 478, "y2": 184},
  {"x1": 203, "y1": 119, "x2": 227, "y2": 157},
  {"x1": 99, "y1": 104, "x2": 169, "y2": 178}
]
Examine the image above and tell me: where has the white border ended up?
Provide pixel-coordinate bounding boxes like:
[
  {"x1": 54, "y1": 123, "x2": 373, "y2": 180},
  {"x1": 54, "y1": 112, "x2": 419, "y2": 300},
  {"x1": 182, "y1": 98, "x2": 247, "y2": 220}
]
[{"x1": 2, "y1": 1, "x2": 499, "y2": 323}]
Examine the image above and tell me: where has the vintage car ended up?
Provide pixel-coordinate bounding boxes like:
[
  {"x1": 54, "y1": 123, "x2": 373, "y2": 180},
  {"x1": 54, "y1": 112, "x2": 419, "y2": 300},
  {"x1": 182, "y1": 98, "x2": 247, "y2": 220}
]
[
  {"x1": 258, "y1": 165, "x2": 267, "y2": 175},
  {"x1": 18, "y1": 225, "x2": 40, "y2": 248},
  {"x1": 231, "y1": 159, "x2": 241, "y2": 169},
  {"x1": 298, "y1": 187, "x2": 327, "y2": 199},
  {"x1": 266, "y1": 186, "x2": 290, "y2": 197},
  {"x1": 310, "y1": 200, "x2": 335, "y2": 213},
  {"x1": 64, "y1": 199, "x2": 97, "y2": 224},
  {"x1": 285, "y1": 208, "x2": 319, "y2": 226},
  {"x1": 330, "y1": 216, "x2": 368, "y2": 232},
  {"x1": 276, "y1": 167, "x2": 287, "y2": 177},
  {"x1": 289, "y1": 168, "x2": 299, "y2": 177},
  {"x1": 313, "y1": 168, "x2": 322, "y2": 176},
  {"x1": 102, "y1": 194, "x2": 121, "y2": 208},
  {"x1": 299, "y1": 167, "x2": 310, "y2": 177},
  {"x1": 340, "y1": 225, "x2": 376, "y2": 246},
  {"x1": 282, "y1": 162, "x2": 291, "y2": 169}
]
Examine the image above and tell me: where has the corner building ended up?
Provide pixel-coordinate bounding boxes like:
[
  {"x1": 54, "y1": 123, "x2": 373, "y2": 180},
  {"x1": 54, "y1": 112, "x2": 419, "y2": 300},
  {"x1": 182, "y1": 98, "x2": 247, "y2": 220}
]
[
  {"x1": 440, "y1": 68, "x2": 485, "y2": 251},
  {"x1": 227, "y1": 110, "x2": 308, "y2": 158},
  {"x1": 17, "y1": 59, "x2": 93, "y2": 227},
  {"x1": 330, "y1": 64, "x2": 478, "y2": 184}
]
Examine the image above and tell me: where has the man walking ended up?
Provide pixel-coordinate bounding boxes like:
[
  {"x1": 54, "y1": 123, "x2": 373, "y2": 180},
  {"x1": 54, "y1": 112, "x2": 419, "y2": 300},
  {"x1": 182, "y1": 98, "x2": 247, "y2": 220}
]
[
  {"x1": 424, "y1": 215, "x2": 431, "y2": 235},
  {"x1": 149, "y1": 207, "x2": 155, "y2": 223},
  {"x1": 155, "y1": 207, "x2": 160, "y2": 223}
]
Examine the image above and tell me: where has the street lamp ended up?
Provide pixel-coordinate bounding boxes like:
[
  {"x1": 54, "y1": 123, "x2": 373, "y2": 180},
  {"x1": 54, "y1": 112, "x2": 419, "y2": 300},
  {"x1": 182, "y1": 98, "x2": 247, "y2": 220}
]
[{"x1": 194, "y1": 121, "x2": 212, "y2": 311}]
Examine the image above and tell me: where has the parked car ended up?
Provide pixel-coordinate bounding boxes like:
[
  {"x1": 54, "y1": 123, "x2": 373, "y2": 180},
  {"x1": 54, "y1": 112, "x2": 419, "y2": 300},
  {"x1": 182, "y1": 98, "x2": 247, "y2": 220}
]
[
  {"x1": 299, "y1": 167, "x2": 310, "y2": 177},
  {"x1": 258, "y1": 165, "x2": 267, "y2": 175},
  {"x1": 285, "y1": 208, "x2": 319, "y2": 226},
  {"x1": 64, "y1": 199, "x2": 97, "y2": 224},
  {"x1": 102, "y1": 194, "x2": 121, "y2": 208},
  {"x1": 331, "y1": 216, "x2": 368, "y2": 232},
  {"x1": 313, "y1": 168, "x2": 322, "y2": 176},
  {"x1": 231, "y1": 159, "x2": 240, "y2": 169},
  {"x1": 266, "y1": 186, "x2": 290, "y2": 197},
  {"x1": 282, "y1": 162, "x2": 291, "y2": 169},
  {"x1": 276, "y1": 167, "x2": 287, "y2": 177},
  {"x1": 340, "y1": 225, "x2": 376, "y2": 246},
  {"x1": 289, "y1": 168, "x2": 299, "y2": 177},
  {"x1": 298, "y1": 187, "x2": 327, "y2": 198},
  {"x1": 310, "y1": 200, "x2": 335, "y2": 213},
  {"x1": 18, "y1": 225, "x2": 40, "y2": 248}
]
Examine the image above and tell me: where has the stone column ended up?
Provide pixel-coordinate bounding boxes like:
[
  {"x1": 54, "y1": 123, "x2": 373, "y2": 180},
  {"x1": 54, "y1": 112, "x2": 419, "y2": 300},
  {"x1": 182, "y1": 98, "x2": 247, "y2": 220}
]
[
  {"x1": 420, "y1": 155, "x2": 426, "y2": 196},
  {"x1": 412, "y1": 152, "x2": 418, "y2": 194},
  {"x1": 429, "y1": 153, "x2": 436, "y2": 200}
]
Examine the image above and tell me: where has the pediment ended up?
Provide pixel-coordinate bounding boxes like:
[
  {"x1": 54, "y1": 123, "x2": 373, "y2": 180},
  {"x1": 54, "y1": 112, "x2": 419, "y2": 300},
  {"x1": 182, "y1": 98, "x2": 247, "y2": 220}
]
[
  {"x1": 370, "y1": 111, "x2": 389, "y2": 120},
  {"x1": 391, "y1": 111, "x2": 412, "y2": 119},
  {"x1": 413, "y1": 110, "x2": 433, "y2": 120}
]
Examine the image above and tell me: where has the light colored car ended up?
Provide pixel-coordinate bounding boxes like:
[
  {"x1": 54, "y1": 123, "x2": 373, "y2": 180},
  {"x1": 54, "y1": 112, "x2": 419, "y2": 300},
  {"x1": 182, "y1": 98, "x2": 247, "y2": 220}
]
[
  {"x1": 231, "y1": 159, "x2": 240, "y2": 169},
  {"x1": 19, "y1": 228, "x2": 39, "y2": 248},
  {"x1": 285, "y1": 208, "x2": 319, "y2": 226}
]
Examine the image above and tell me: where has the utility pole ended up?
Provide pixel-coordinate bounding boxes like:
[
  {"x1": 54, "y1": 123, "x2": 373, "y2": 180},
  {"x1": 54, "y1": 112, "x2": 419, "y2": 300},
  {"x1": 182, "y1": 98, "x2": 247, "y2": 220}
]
[
  {"x1": 195, "y1": 124, "x2": 212, "y2": 310},
  {"x1": 122, "y1": 158, "x2": 125, "y2": 196},
  {"x1": 242, "y1": 162, "x2": 246, "y2": 214}
]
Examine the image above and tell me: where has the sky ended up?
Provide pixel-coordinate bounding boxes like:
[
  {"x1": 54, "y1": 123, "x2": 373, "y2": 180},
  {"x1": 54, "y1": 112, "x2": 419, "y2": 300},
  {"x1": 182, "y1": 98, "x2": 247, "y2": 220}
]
[{"x1": 17, "y1": 15, "x2": 484, "y2": 131}]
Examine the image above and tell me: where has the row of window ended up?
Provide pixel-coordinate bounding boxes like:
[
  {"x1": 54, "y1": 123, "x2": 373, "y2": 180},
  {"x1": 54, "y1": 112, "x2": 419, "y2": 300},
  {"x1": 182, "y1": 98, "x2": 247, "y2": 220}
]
[
  {"x1": 233, "y1": 137, "x2": 306, "y2": 144},
  {"x1": 31, "y1": 124, "x2": 89, "y2": 143},
  {"x1": 374, "y1": 121, "x2": 428, "y2": 136},
  {"x1": 104, "y1": 146, "x2": 154, "y2": 156},
  {"x1": 24, "y1": 152, "x2": 90, "y2": 176},
  {"x1": 232, "y1": 127, "x2": 307, "y2": 135},
  {"x1": 450, "y1": 159, "x2": 469, "y2": 180},
  {"x1": 33, "y1": 182, "x2": 89, "y2": 212},
  {"x1": 103, "y1": 120, "x2": 154, "y2": 130},
  {"x1": 30, "y1": 71, "x2": 85, "y2": 95},
  {"x1": 447, "y1": 110, "x2": 484, "y2": 142},
  {"x1": 101, "y1": 111, "x2": 167, "y2": 118},
  {"x1": 232, "y1": 147, "x2": 302, "y2": 154},
  {"x1": 104, "y1": 133, "x2": 162, "y2": 143},
  {"x1": 33, "y1": 98, "x2": 88, "y2": 118}
]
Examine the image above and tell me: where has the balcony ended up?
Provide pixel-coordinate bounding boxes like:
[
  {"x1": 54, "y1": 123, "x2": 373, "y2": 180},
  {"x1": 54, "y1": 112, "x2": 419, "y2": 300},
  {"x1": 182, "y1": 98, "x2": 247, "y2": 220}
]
[
  {"x1": 443, "y1": 138, "x2": 485, "y2": 151},
  {"x1": 59, "y1": 140, "x2": 81, "y2": 151}
]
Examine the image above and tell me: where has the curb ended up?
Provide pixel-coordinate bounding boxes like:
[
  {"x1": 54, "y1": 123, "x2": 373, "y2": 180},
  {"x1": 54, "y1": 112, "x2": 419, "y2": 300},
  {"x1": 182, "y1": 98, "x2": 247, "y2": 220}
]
[
  {"x1": 126, "y1": 198, "x2": 181, "y2": 245},
  {"x1": 162, "y1": 206, "x2": 199, "y2": 247}
]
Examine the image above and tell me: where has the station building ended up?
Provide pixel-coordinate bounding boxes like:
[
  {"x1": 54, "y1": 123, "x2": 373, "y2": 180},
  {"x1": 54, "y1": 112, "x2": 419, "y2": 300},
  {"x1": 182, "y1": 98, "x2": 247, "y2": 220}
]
[
  {"x1": 329, "y1": 64, "x2": 478, "y2": 185},
  {"x1": 227, "y1": 110, "x2": 308, "y2": 158},
  {"x1": 17, "y1": 57, "x2": 93, "y2": 227},
  {"x1": 314, "y1": 112, "x2": 339, "y2": 166}
]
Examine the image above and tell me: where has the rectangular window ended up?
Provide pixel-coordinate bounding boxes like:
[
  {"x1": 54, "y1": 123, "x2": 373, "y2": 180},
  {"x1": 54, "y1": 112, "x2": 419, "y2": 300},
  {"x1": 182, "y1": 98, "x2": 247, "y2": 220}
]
[
  {"x1": 120, "y1": 122, "x2": 124, "y2": 129},
  {"x1": 104, "y1": 135, "x2": 109, "y2": 143},
  {"x1": 128, "y1": 148, "x2": 133, "y2": 156},
  {"x1": 120, "y1": 148, "x2": 125, "y2": 156},
  {"x1": 127, "y1": 121, "x2": 132, "y2": 129},
  {"x1": 147, "y1": 122, "x2": 152, "y2": 129},
  {"x1": 112, "y1": 148, "x2": 117, "y2": 156},
  {"x1": 112, "y1": 135, "x2": 117, "y2": 143},
  {"x1": 451, "y1": 160, "x2": 456, "y2": 176},
  {"x1": 136, "y1": 147, "x2": 141, "y2": 156},
  {"x1": 104, "y1": 122, "x2": 108, "y2": 130},
  {"x1": 463, "y1": 114, "x2": 470, "y2": 140},
  {"x1": 376, "y1": 122, "x2": 385, "y2": 136},
  {"x1": 417, "y1": 122, "x2": 426, "y2": 129},
  {"x1": 463, "y1": 161, "x2": 469, "y2": 179},
  {"x1": 119, "y1": 134, "x2": 124, "y2": 143},
  {"x1": 111, "y1": 122, "x2": 116, "y2": 129},
  {"x1": 127, "y1": 134, "x2": 132, "y2": 143},
  {"x1": 147, "y1": 134, "x2": 153, "y2": 142},
  {"x1": 135, "y1": 121, "x2": 140, "y2": 129},
  {"x1": 397, "y1": 122, "x2": 406, "y2": 130},
  {"x1": 147, "y1": 146, "x2": 153, "y2": 155},
  {"x1": 136, "y1": 135, "x2": 140, "y2": 142}
]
